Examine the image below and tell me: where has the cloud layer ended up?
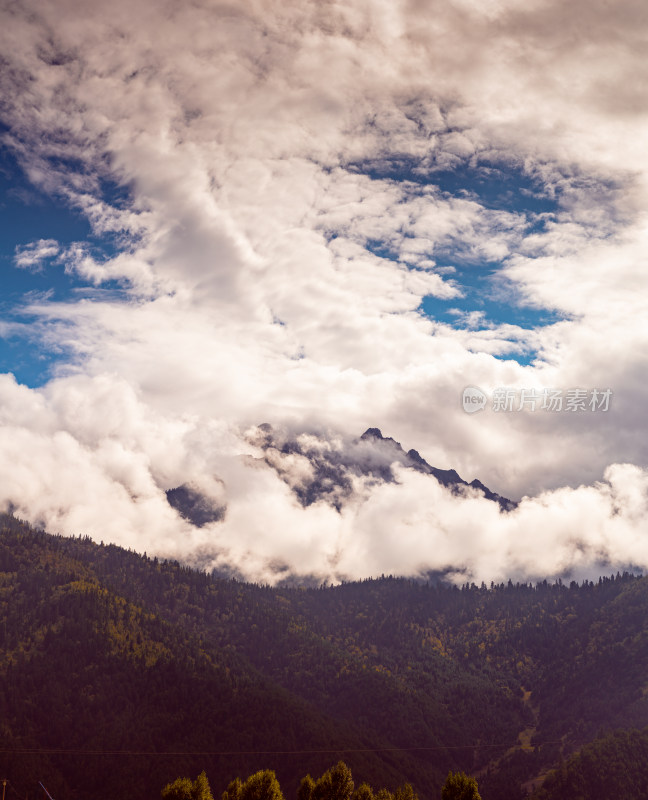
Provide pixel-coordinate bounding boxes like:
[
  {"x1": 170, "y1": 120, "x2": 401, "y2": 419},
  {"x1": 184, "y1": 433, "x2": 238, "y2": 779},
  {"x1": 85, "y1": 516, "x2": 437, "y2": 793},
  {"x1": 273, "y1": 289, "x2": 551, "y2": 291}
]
[{"x1": 0, "y1": 0, "x2": 647, "y2": 583}]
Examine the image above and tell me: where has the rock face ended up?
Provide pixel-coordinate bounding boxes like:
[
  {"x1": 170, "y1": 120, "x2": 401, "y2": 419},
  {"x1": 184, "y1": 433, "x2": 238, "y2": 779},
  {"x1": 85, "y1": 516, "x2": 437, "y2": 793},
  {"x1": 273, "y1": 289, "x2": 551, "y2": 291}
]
[
  {"x1": 254, "y1": 425, "x2": 516, "y2": 512},
  {"x1": 165, "y1": 426, "x2": 515, "y2": 525},
  {"x1": 166, "y1": 484, "x2": 226, "y2": 527},
  {"x1": 360, "y1": 428, "x2": 516, "y2": 510}
]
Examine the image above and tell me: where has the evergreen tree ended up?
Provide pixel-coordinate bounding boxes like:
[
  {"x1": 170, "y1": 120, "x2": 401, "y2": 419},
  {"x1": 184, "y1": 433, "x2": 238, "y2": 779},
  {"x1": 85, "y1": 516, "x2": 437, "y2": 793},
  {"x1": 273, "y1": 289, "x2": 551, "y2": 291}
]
[
  {"x1": 162, "y1": 772, "x2": 214, "y2": 800},
  {"x1": 162, "y1": 777, "x2": 196, "y2": 800},
  {"x1": 313, "y1": 762, "x2": 354, "y2": 800},
  {"x1": 195, "y1": 772, "x2": 215, "y2": 800},
  {"x1": 393, "y1": 784, "x2": 417, "y2": 800}
]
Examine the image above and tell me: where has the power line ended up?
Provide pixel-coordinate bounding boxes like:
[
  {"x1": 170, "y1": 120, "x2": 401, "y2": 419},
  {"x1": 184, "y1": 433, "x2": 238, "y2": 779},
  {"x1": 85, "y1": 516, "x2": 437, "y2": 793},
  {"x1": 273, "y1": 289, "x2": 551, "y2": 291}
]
[{"x1": 0, "y1": 741, "x2": 563, "y2": 758}]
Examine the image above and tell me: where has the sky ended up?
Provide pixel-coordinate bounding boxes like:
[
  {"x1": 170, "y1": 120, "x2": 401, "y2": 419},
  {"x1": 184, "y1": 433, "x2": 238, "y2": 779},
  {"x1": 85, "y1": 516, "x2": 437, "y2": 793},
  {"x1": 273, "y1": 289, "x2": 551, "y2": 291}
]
[{"x1": 0, "y1": 0, "x2": 647, "y2": 585}]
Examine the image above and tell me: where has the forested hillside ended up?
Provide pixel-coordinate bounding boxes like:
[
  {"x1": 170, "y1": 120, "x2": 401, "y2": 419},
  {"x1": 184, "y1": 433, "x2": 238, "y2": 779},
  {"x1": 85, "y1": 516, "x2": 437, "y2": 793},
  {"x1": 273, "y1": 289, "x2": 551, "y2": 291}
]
[
  {"x1": 532, "y1": 728, "x2": 648, "y2": 800},
  {"x1": 1, "y1": 515, "x2": 647, "y2": 799}
]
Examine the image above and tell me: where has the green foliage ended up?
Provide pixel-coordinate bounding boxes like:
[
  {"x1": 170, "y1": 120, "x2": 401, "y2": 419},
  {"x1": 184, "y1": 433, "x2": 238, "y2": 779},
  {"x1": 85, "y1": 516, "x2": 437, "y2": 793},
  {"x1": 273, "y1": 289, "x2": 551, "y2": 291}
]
[
  {"x1": 163, "y1": 772, "x2": 213, "y2": 800},
  {"x1": 237, "y1": 771, "x2": 284, "y2": 800},
  {"x1": 224, "y1": 778, "x2": 243, "y2": 800},
  {"x1": 312, "y1": 762, "x2": 354, "y2": 800},
  {"x1": 224, "y1": 764, "x2": 412, "y2": 800},
  {"x1": 195, "y1": 772, "x2": 215, "y2": 800},
  {"x1": 393, "y1": 784, "x2": 417, "y2": 800},
  {"x1": 298, "y1": 775, "x2": 315, "y2": 800},
  {"x1": 441, "y1": 772, "x2": 481, "y2": 800},
  {"x1": 352, "y1": 783, "x2": 374, "y2": 800},
  {"x1": 163, "y1": 776, "x2": 195, "y2": 800}
]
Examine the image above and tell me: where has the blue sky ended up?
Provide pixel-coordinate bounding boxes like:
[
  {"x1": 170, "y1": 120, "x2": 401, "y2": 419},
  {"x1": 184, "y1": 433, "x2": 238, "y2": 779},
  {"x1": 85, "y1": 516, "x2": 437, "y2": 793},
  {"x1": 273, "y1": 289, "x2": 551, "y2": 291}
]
[
  {"x1": 349, "y1": 156, "x2": 564, "y2": 364},
  {"x1": 0, "y1": 144, "x2": 87, "y2": 384},
  {"x1": 1, "y1": 139, "x2": 563, "y2": 379},
  {"x1": 0, "y1": 138, "x2": 132, "y2": 385}
]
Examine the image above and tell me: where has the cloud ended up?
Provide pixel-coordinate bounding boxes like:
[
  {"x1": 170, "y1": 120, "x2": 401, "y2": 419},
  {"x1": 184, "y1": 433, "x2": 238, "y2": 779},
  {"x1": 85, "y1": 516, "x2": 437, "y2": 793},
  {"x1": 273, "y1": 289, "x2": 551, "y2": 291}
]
[
  {"x1": 0, "y1": 0, "x2": 646, "y2": 583},
  {"x1": 14, "y1": 239, "x2": 60, "y2": 271},
  {"x1": 0, "y1": 374, "x2": 644, "y2": 587}
]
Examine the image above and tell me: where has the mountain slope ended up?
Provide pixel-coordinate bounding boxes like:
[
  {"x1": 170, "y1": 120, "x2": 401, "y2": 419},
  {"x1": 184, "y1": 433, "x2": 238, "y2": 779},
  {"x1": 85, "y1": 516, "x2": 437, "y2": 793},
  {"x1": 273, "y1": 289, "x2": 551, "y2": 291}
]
[
  {"x1": 1, "y1": 515, "x2": 647, "y2": 800},
  {"x1": 0, "y1": 517, "x2": 445, "y2": 799},
  {"x1": 531, "y1": 727, "x2": 648, "y2": 800}
]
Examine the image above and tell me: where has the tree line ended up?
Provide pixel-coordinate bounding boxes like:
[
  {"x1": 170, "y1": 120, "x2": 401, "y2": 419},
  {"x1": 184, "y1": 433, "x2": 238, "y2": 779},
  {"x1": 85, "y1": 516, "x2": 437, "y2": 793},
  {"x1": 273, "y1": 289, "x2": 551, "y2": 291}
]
[{"x1": 162, "y1": 763, "x2": 481, "y2": 800}]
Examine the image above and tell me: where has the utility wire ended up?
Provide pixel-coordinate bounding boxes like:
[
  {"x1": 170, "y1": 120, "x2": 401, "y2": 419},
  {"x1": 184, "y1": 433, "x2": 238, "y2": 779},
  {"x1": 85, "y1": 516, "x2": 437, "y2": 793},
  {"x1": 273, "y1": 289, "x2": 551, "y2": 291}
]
[{"x1": 0, "y1": 741, "x2": 563, "y2": 758}]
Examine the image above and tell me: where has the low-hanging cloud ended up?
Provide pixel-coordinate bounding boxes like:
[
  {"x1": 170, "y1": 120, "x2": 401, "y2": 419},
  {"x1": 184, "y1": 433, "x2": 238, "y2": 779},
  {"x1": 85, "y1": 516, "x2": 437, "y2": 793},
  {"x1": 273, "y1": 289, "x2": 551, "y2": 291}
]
[{"x1": 0, "y1": 371, "x2": 645, "y2": 586}]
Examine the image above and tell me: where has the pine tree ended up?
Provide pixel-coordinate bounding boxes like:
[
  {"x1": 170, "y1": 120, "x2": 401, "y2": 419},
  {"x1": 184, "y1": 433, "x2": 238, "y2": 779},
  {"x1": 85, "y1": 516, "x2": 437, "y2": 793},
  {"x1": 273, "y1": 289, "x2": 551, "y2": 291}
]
[
  {"x1": 194, "y1": 772, "x2": 215, "y2": 800},
  {"x1": 162, "y1": 777, "x2": 195, "y2": 800},
  {"x1": 162, "y1": 772, "x2": 214, "y2": 800},
  {"x1": 313, "y1": 762, "x2": 354, "y2": 800},
  {"x1": 393, "y1": 784, "x2": 417, "y2": 800}
]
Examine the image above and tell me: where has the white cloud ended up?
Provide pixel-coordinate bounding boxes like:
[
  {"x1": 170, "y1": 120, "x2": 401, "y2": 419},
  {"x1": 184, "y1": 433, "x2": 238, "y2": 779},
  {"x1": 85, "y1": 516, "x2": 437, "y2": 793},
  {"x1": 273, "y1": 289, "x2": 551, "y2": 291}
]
[
  {"x1": 0, "y1": 0, "x2": 646, "y2": 582},
  {"x1": 14, "y1": 239, "x2": 60, "y2": 271}
]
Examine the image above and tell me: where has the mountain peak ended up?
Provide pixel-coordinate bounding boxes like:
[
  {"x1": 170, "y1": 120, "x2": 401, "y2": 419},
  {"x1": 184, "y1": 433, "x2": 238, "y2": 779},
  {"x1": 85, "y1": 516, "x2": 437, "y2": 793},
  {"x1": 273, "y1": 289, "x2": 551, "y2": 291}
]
[
  {"x1": 238, "y1": 425, "x2": 517, "y2": 516},
  {"x1": 361, "y1": 427, "x2": 384, "y2": 440},
  {"x1": 166, "y1": 484, "x2": 225, "y2": 527}
]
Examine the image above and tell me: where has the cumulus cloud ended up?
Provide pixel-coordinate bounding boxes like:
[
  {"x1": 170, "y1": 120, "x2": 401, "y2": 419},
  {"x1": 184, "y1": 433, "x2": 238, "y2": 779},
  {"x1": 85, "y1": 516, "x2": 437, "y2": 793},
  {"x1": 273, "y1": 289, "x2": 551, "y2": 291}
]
[{"x1": 0, "y1": 0, "x2": 646, "y2": 583}]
